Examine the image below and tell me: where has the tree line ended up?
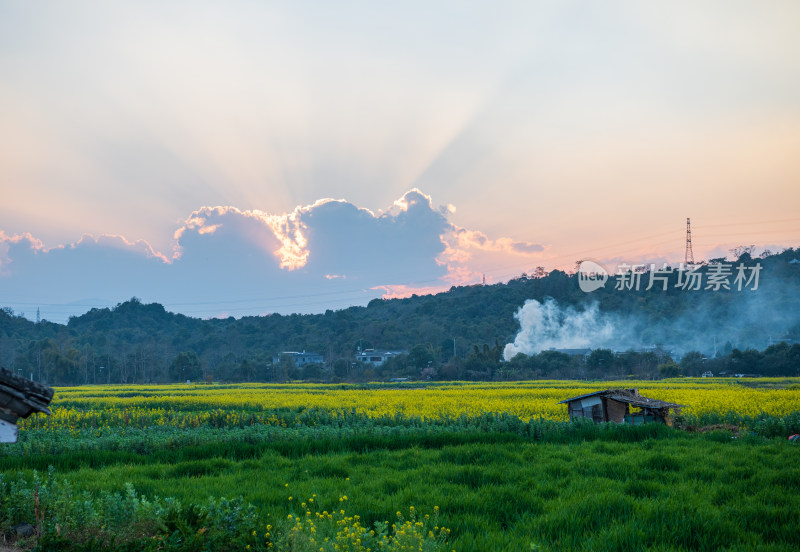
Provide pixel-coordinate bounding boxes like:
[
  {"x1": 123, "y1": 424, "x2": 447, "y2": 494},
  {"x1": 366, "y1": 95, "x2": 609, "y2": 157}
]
[{"x1": 1, "y1": 248, "x2": 798, "y2": 385}]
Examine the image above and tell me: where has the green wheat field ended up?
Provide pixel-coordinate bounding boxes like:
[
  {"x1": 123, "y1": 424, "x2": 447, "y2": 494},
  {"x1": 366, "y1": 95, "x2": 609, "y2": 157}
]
[{"x1": 2, "y1": 380, "x2": 799, "y2": 552}]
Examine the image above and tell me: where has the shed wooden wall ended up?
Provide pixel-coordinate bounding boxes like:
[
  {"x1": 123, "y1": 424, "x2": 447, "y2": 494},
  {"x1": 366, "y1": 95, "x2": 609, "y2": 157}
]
[
  {"x1": 568, "y1": 397, "x2": 628, "y2": 423},
  {"x1": 605, "y1": 399, "x2": 628, "y2": 423}
]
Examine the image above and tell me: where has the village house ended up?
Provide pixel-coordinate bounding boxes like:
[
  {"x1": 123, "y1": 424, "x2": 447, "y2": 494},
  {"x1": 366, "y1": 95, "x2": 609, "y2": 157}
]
[
  {"x1": 355, "y1": 348, "x2": 408, "y2": 367},
  {"x1": 272, "y1": 351, "x2": 324, "y2": 367}
]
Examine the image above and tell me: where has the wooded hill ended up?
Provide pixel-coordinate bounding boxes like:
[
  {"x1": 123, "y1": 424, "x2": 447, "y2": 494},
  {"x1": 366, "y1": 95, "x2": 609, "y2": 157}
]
[{"x1": 1, "y1": 248, "x2": 799, "y2": 385}]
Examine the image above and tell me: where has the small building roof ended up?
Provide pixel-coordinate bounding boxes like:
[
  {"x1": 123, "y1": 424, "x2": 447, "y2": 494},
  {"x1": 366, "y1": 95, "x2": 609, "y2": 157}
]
[
  {"x1": 356, "y1": 349, "x2": 407, "y2": 357},
  {"x1": 557, "y1": 390, "x2": 607, "y2": 404},
  {"x1": 0, "y1": 367, "x2": 54, "y2": 419},
  {"x1": 558, "y1": 388, "x2": 684, "y2": 409}
]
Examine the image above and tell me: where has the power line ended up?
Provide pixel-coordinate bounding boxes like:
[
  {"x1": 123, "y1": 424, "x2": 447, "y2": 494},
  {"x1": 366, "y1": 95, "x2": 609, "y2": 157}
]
[
  {"x1": 693, "y1": 229, "x2": 800, "y2": 238},
  {"x1": 694, "y1": 217, "x2": 800, "y2": 229}
]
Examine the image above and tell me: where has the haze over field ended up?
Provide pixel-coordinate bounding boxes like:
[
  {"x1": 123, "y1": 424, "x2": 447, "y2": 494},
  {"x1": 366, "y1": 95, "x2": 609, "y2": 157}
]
[{"x1": 2, "y1": 1, "x2": 799, "y2": 322}]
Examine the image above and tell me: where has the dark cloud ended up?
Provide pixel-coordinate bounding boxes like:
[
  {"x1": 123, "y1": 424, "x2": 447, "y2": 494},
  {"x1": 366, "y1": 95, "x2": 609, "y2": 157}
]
[
  {"x1": 0, "y1": 191, "x2": 456, "y2": 322},
  {"x1": 301, "y1": 191, "x2": 449, "y2": 284}
]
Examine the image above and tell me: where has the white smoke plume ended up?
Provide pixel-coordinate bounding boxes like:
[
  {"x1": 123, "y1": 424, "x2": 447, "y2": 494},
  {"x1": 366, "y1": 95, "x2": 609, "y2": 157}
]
[
  {"x1": 503, "y1": 263, "x2": 800, "y2": 362},
  {"x1": 503, "y1": 298, "x2": 617, "y2": 360}
]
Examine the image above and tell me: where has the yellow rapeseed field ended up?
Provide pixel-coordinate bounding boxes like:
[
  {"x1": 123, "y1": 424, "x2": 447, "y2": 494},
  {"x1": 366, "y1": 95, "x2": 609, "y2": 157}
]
[{"x1": 20, "y1": 378, "x2": 800, "y2": 432}]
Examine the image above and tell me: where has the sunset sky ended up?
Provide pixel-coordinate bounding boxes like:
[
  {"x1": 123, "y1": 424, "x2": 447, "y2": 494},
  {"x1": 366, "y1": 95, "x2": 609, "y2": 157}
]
[{"x1": 1, "y1": 1, "x2": 799, "y2": 322}]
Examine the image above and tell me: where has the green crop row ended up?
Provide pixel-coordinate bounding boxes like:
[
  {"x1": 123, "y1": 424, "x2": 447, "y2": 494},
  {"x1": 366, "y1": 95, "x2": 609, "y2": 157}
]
[{"x1": 2, "y1": 413, "x2": 799, "y2": 551}]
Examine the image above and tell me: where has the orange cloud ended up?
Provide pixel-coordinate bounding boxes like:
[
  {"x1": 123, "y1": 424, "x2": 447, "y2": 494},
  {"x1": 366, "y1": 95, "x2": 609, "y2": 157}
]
[
  {"x1": 435, "y1": 226, "x2": 548, "y2": 286},
  {"x1": 173, "y1": 205, "x2": 309, "y2": 270}
]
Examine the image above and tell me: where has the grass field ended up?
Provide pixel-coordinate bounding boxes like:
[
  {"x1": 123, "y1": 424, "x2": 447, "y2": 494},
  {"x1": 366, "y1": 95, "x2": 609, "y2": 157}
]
[{"x1": 2, "y1": 379, "x2": 800, "y2": 551}]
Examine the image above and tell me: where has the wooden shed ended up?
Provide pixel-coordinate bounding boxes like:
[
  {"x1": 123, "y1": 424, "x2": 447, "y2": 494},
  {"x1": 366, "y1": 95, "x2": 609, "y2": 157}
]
[
  {"x1": 559, "y1": 388, "x2": 683, "y2": 425},
  {"x1": 0, "y1": 367, "x2": 54, "y2": 443}
]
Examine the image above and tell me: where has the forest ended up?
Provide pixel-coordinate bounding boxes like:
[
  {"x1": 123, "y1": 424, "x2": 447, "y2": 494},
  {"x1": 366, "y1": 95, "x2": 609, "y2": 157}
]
[{"x1": 1, "y1": 248, "x2": 798, "y2": 385}]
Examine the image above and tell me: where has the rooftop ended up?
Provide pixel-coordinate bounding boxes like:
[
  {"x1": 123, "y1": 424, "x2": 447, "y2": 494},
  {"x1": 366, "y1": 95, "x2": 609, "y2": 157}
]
[
  {"x1": 558, "y1": 388, "x2": 684, "y2": 409},
  {"x1": 0, "y1": 367, "x2": 54, "y2": 419}
]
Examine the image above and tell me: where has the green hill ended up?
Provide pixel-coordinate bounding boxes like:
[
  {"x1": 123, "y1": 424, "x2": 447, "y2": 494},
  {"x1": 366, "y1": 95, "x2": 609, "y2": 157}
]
[{"x1": 1, "y1": 248, "x2": 798, "y2": 384}]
